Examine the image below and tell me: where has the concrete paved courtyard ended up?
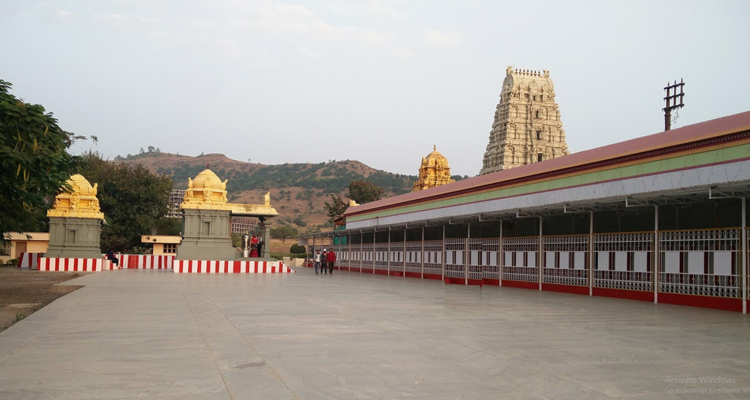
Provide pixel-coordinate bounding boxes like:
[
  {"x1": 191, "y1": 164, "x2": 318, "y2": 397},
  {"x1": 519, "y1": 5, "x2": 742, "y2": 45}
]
[{"x1": 1, "y1": 267, "x2": 749, "y2": 399}]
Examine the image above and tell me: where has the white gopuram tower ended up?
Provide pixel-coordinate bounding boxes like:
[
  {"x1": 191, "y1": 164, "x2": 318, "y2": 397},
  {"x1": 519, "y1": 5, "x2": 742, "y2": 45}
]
[{"x1": 480, "y1": 66, "x2": 569, "y2": 175}]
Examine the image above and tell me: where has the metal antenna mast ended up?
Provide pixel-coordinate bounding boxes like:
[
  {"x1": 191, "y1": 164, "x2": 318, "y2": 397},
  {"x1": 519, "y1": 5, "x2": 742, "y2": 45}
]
[{"x1": 663, "y1": 79, "x2": 685, "y2": 131}]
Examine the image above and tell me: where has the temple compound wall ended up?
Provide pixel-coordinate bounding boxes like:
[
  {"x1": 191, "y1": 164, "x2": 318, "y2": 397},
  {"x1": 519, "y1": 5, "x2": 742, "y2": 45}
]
[
  {"x1": 480, "y1": 66, "x2": 569, "y2": 175},
  {"x1": 304, "y1": 111, "x2": 750, "y2": 313}
]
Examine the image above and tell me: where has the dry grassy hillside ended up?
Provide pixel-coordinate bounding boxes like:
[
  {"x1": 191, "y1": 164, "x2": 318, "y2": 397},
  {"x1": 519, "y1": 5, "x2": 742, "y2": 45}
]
[{"x1": 117, "y1": 151, "x2": 417, "y2": 234}]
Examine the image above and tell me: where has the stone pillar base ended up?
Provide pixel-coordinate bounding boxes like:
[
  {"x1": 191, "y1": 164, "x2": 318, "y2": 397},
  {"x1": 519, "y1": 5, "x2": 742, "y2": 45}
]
[{"x1": 45, "y1": 217, "x2": 102, "y2": 259}]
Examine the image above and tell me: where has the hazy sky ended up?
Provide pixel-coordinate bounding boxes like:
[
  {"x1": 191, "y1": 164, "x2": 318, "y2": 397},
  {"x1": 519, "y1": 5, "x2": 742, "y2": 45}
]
[{"x1": 2, "y1": 1, "x2": 748, "y2": 177}]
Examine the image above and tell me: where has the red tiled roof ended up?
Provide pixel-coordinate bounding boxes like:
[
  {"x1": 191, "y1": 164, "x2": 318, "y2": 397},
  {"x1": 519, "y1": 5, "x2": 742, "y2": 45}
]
[{"x1": 346, "y1": 110, "x2": 750, "y2": 217}]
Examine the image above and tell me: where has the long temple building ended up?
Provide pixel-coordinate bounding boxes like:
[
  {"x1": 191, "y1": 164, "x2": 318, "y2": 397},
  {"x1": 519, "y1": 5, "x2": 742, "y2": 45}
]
[
  {"x1": 302, "y1": 110, "x2": 750, "y2": 313},
  {"x1": 480, "y1": 66, "x2": 569, "y2": 175}
]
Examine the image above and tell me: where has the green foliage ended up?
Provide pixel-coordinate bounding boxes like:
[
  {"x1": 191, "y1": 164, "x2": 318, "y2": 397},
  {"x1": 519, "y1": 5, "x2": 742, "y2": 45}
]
[
  {"x1": 349, "y1": 179, "x2": 385, "y2": 204},
  {"x1": 170, "y1": 162, "x2": 206, "y2": 188},
  {"x1": 231, "y1": 233, "x2": 242, "y2": 248},
  {"x1": 270, "y1": 225, "x2": 298, "y2": 243},
  {"x1": 120, "y1": 146, "x2": 163, "y2": 160},
  {"x1": 289, "y1": 244, "x2": 306, "y2": 255},
  {"x1": 0, "y1": 79, "x2": 80, "y2": 234},
  {"x1": 323, "y1": 194, "x2": 348, "y2": 223},
  {"x1": 79, "y1": 152, "x2": 173, "y2": 252},
  {"x1": 292, "y1": 217, "x2": 307, "y2": 227},
  {"x1": 156, "y1": 218, "x2": 182, "y2": 236}
]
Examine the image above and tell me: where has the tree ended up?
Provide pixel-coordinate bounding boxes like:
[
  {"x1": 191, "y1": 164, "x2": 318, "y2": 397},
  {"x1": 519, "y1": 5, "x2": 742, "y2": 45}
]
[
  {"x1": 155, "y1": 217, "x2": 182, "y2": 236},
  {"x1": 0, "y1": 79, "x2": 80, "y2": 235},
  {"x1": 349, "y1": 179, "x2": 385, "y2": 204},
  {"x1": 271, "y1": 225, "x2": 298, "y2": 243},
  {"x1": 324, "y1": 194, "x2": 348, "y2": 223},
  {"x1": 289, "y1": 244, "x2": 306, "y2": 255},
  {"x1": 79, "y1": 152, "x2": 173, "y2": 252}
]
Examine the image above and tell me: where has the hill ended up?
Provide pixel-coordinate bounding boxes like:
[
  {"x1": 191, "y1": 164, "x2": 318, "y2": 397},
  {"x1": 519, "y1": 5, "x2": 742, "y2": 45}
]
[{"x1": 116, "y1": 151, "x2": 427, "y2": 233}]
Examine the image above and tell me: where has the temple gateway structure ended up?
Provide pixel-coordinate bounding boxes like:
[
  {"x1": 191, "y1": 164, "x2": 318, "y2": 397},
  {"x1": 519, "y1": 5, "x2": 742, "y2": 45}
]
[
  {"x1": 176, "y1": 168, "x2": 279, "y2": 261},
  {"x1": 480, "y1": 66, "x2": 569, "y2": 175},
  {"x1": 45, "y1": 174, "x2": 104, "y2": 259}
]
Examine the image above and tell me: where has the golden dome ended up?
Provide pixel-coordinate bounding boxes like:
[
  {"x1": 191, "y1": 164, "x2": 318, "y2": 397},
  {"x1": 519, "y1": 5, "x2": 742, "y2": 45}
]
[
  {"x1": 47, "y1": 174, "x2": 104, "y2": 219},
  {"x1": 413, "y1": 145, "x2": 455, "y2": 192},
  {"x1": 422, "y1": 145, "x2": 450, "y2": 168},
  {"x1": 191, "y1": 169, "x2": 225, "y2": 190},
  {"x1": 182, "y1": 168, "x2": 231, "y2": 209}
]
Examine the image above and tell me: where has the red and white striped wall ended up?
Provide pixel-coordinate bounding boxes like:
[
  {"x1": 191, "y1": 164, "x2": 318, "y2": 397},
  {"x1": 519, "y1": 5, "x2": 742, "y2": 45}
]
[
  {"x1": 18, "y1": 252, "x2": 43, "y2": 270},
  {"x1": 120, "y1": 254, "x2": 175, "y2": 269},
  {"x1": 173, "y1": 259, "x2": 294, "y2": 274},
  {"x1": 39, "y1": 257, "x2": 103, "y2": 272}
]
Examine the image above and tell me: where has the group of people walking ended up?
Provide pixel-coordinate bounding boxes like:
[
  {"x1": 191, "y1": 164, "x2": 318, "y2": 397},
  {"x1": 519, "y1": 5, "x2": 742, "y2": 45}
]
[{"x1": 314, "y1": 249, "x2": 336, "y2": 274}]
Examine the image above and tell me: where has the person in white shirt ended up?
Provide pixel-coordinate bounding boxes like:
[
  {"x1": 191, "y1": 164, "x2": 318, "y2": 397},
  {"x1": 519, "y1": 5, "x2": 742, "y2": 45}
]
[{"x1": 314, "y1": 250, "x2": 322, "y2": 274}]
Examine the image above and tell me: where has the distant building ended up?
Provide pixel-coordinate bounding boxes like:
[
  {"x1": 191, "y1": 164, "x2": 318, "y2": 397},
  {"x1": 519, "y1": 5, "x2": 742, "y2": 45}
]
[
  {"x1": 480, "y1": 66, "x2": 569, "y2": 175},
  {"x1": 231, "y1": 217, "x2": 256, "y2": 234},
  {"x1": 413, "y1": 146, "x2": 455, "y2": 191},
  {"x1": 141, "y1": 235, "x2": 181, "y2": 255},
  {"x1": 0, "y1": 232, "x2": 49, "y2": 263},
  {"x1": 167, "y1": 189, "x2": 186, "y2": 218}
]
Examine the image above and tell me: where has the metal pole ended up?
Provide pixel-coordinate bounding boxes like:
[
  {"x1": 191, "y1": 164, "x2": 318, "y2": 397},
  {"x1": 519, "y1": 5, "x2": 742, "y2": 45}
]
[
  {"x1": 359, "y1": 231, "x2": 363, "y2": 273},
  {"x1": 742, "y1": 197, "x2": 747, "y2": 314},
  {"x1": 373, "y1": 230, "x2": 376, "y2": 274},
  {"x1": 589, "y1": 211, "x2": 594, "y2": 296},
  {"x1": 465, "y1": 223, "x2": 470, "y2": 285},
  {"x1": 421, "y1": 226, "x2": 425, "y2": 279},
  {"x1": 654, "y1": 205, "x2": 659, "y2": 304},
  {"x1": 499, "y1": 220, "x2": 503, "y2": 287},
  {"x1": 663, "y1": 79, "x2": 685, "y2": 131},
  {"x1": 403, "y1": 227, "x2": 407, "y2": 276},
  {"x1": 442, "y1": 225, "x2": 446, "y2": 280},
  {"x1": 539, "y1": 217, "x2": 543, "y2": 291},
  {"x1": 387, "y1": 228, "x2": 391, "y2": 276}
]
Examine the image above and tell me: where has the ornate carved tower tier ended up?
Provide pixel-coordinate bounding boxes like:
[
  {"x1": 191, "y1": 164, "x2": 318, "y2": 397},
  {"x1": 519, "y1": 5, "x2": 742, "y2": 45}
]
[
  {"x1": 413, "y1": 145, "x2": 455, "y2": 191},
  {"x1": 480, "y1": 66, "x2": 569, "y2": 175}
]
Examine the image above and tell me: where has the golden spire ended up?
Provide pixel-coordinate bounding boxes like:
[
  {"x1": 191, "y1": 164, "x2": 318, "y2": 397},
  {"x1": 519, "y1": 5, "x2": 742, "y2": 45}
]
[
  {"x1": 181, "y1": 168, "x2": 231, "y2": 210},
  {"x1": 413, "y1": 146, "x2": 455, "y2": 191},
  {"x1": 47, "y1": 174, "x2": 104, "y2": 219}
]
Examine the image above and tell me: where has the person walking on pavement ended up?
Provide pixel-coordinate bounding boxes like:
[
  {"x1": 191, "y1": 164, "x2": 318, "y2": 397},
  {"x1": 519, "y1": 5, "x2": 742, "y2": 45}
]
[
  {"x1": 314, "y1": 250, "x2": 321, "y2": 274},
  {"x1": 320, "y1": 249, "x2": 328, "y2": 274},
  {"x1": 326, "y1": 248, "x2": 336, "y2": 274}
]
